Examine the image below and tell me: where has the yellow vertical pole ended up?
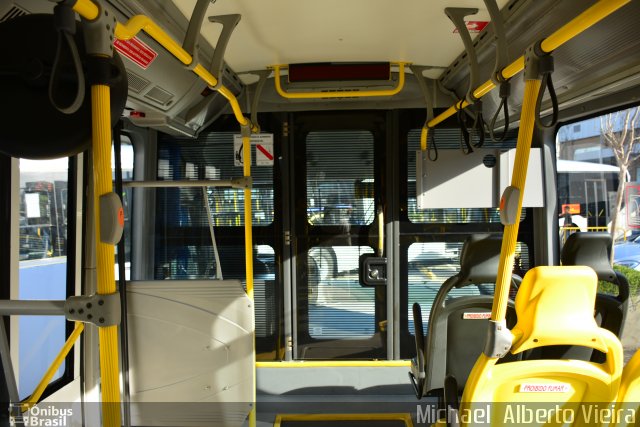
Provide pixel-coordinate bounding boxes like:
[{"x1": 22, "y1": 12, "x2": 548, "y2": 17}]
[
  {"x1": 242, "y1": 130, "x2": 256, "y2": 427},
  {"x1": 243, "y1": 134, "x2": 254, "y2": 299},
  {"x1": 491, "y1": 78, "x2": 542, "y2": 322},
  {"x1": 91, "y1": 84, "x2": 122, "y2": 427}
]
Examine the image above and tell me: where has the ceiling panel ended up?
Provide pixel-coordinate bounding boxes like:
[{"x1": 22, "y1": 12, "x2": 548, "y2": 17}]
[{"x1": 170, "y1": 0, "x2": 510, "y2": 77}]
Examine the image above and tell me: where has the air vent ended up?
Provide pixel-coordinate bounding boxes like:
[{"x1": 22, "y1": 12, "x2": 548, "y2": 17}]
[
  {"x1": 144, "y1": 85, "x2": 174, "y2": 106},
  {"x1": 1, "y1": 5, "x2": 27, "y2": 23},
  {"x1": 126, "y1": 71, "x2": 150, "y2": 93}
]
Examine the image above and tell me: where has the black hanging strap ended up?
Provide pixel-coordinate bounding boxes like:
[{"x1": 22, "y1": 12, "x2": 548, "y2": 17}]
[
  {"x1": 535, "y1": 55, "x2": 559, "y2": 129},
  {"x1": 49, "y1": 2, "x2": 85, "y2": 114},
  {"x1": 470, "y1": 101, "x2": 485, "y2": 149},
  {"x1": 457, "y1": 106, "x2": 473, "y2": 155},
  {"x1": 489, "y1": 81, "x2": 511, "y2": 142},
  {"x1": 427, "y1": 126, "x2": 438, "y2": 162}
]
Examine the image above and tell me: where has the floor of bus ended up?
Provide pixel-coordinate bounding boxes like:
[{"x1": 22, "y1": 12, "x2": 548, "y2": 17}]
[
  {"x1": 253, "y1": 396, "x2": 429, "y2": 427},
  {"x1": 251, "y1": 366, "x2": 427, "y2": 427}
]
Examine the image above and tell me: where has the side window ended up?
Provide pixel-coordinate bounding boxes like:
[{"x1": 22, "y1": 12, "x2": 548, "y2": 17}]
[
  {"x1": 556, "y1": 106, "x2": 640, "y2": 363},
  {"x1": 154, "y1": 131, "x2": 279, "y2": 359},
  {"x1": 556, "y1": 116, "x2": 618, "y2": 244},
  {"x1": 18, "y1": 158, "x2": 71, "y2": 399},
  {"x1": 112, "y1": 139, "x2": 133, "y2": 280},
  {"x1": 155, "y1": 132, "x2": 275, "y2": 279}
]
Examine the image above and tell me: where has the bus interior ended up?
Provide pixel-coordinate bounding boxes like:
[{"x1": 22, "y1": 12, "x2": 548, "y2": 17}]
[{"x1": 1, "y1": 0, "x2": 640, "y2": 426}]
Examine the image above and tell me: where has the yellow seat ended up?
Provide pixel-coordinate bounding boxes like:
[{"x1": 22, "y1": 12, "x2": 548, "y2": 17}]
[
  {"x1": 459, "y1": 266, "x2": 623, "y2": 426},
  {"x1": 611, "y1": 349, "x2": 640, "y2": 427}
]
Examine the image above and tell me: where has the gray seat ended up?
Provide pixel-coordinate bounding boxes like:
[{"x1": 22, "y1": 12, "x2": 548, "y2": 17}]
[
  {"x1": 533, "y1": 232, "x2": 629, "y2": 361},
  {"x1": 409, "y1": 234, "x2": 520, "y2": 399}
]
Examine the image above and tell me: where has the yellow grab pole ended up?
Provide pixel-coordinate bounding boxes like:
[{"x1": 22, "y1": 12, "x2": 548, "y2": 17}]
[
  {"x1": 491, "y1": 79, "x2": 542, "y2": 322},
  {"x1": 426, "y1": 0, "x2": 630, "y2": 129},
  {"x1": 272, "y1": 63, "x2": 407, "y2": 99},
  {"x1": 243, "y1": 134, "x2": 254, "y2": 300},
  {"x1": 92, "y1": 84, "x2": 121, "y2": 427},
  {"x1": 21, "y1": 322, "x2": 84, "y2": 411},
  {"x1": 242, "y1": 131, "x2": 257, "y2": 426}
]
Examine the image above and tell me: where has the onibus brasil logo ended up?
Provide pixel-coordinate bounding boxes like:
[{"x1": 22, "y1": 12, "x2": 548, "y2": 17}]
[{"x1": 10, "y1": 404, "x2": 72, "y2": 427}]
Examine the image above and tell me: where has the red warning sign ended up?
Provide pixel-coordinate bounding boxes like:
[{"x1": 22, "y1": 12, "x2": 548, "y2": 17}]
[
  {"x1": 256, "y1": 144, "x2": 274, "y2": 161},
  {"x1": 453, "y1": 21, "x2": 489, "y2": 34},
  {"x1": 114, "y1": 37, "x2": 158, "y2": 69},
  {"x1": 561, "y1": 204, "x2": 581, "y2": 215}
]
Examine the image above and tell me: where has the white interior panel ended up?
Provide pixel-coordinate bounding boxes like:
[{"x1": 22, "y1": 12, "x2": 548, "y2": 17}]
[
  {"x1": 499, "y1": 148, "x2": 544, "y2": 208},
  {"x1": 127, "y1": 280, "x2": 254, "y2": 427},
  {"x1": 171, "y1": 0, "x2": 510, "y2": 76},
  {"x1": 417, "y1": 148, "x2": 544, "y2": 209}
]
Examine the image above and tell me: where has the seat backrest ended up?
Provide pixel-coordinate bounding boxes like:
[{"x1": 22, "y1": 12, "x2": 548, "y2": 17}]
[
  {"x1": 461, "y1": 266, "x2": 623, "y2": 422},
  {"x1": 511, "y1": 266, "x2": 609, "y2": 353},
  {"x1": 536, "y1": 232, "x2": 630, "y2": 361},
  {"x1": 417, "y1": 235, "x2": 520, "y2": 397}
]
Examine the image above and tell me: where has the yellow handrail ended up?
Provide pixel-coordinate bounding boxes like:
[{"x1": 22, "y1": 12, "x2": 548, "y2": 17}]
[
  {"x1": 20, "y1": 322, "x2": 84, "y2": 412},
  {"x1": 243, "y1": 134, "x2": 254, "y2": 300},
  {"x1": 492, "y1": 79, "x2": 542, "y2": 322},
  {"x1": 92, "y1": 84, "x2": 121, "y2": 427},
  {"x1": 420, "y1": 0, "x2": 631, "y2": 151},
  {"x1": 272, "y1": 63, "x2": 407, "y2": 99},
  {"x1": 73, "y1": 0, "x2": 253, "y2": 130}
]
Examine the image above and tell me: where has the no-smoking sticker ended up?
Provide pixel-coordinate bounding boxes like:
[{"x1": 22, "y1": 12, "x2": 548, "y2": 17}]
[{"x1": 233, "y1": 134, "x2": 274, "y2": 167}]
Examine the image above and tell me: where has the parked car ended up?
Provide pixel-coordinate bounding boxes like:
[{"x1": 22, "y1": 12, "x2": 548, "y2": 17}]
[{"x1": 613, "y1": 236, "x2": 640, "y2": 270}]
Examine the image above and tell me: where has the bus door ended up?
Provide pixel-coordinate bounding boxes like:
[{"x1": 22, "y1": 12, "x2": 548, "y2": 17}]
[
  {"x1": 289, "y1": 111, "x2": 388, "y2": 359},
  {"x1": 584, "y1": 178, "x2": 608, "y2": 228}
]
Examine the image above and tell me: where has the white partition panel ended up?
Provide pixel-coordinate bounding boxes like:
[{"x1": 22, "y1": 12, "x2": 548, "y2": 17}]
[
  {"x1": 416, "y1": 148, "x2": 544, "y2": 209},
  {"x1": 126, "y1": 280, "x2": 254, "y2": 427}
]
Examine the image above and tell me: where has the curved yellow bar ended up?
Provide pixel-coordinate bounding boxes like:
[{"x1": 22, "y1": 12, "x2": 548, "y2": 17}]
[
  {"x1": 73, "y1": 0, "x2": 98, "y2": 21},
  {"x1": 426, "y1": 0, "x2": 630, "y2": 131},
  {"x1": 273, "y1": 63, "x2": 407, "y2": 99},
  {"x1": 420, "y1": 127, "x2": 428, "y2": 152},
  {"x1": 21, "y1": 322, "x2": 84, "y2": 412},
  {"x1": 115, "y1": 17, "x2": 191, "y2": 64},
  {"x1": 73, "y1": 0, "x2": 251, "y2": 128}
]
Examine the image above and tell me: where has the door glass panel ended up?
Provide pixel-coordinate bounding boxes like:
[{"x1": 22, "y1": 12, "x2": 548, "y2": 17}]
[
  {"x1": 298, "y1": 128, "x2": 382, "y2": 359},
  {"x1": 308, "y1": 246, "x2": 375, "y2": 339},
  {"x1": 18, "y1": 158, "x2": 69, "y2": 399},
  {"x1": 307, "y1": 131, "x2": 375, "y2": 226},
  {"x1": 407, "y1": 242, "x2": 467, "y2": 335}
]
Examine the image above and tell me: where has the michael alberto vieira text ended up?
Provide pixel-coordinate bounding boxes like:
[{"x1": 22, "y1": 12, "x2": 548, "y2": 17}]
[{"x1": 416, "y1": 403, "x2": 637, "y2": 424}]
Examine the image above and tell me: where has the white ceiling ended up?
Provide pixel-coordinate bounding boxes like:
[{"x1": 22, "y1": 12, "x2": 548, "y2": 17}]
[{"x1": 171, "y1": 0, "x2": 510, "y2": 80}]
